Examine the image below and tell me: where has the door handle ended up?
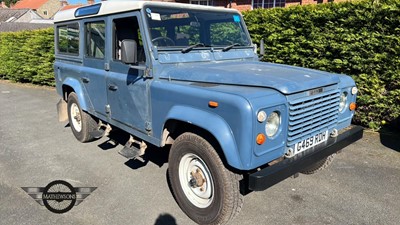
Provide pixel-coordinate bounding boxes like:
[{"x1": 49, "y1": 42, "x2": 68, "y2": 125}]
[
  {"x1": 82, "y1": 77, "x2": 90, "y2": 83},
  {"x1": 108, "y1": 85, "x2": 118, "y2": 91}
]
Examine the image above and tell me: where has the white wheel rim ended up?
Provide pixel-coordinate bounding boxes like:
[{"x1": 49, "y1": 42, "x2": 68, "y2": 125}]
[
  {"x1": 178, "y1": 153, "x2": 214, "y2": 208},
  {"x1": 70, "y1": 103, "x2": 82, "y2": 132}
]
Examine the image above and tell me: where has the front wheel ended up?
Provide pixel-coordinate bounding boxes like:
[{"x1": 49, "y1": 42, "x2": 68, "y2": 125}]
[{"x1": 168, "y1": 132, "x2": 243, "y2": 225}]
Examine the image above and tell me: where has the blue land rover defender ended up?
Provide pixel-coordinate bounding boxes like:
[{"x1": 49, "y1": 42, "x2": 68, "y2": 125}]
[{"x1": 54, "y1": 1, "x2": 363, "y2": 224}]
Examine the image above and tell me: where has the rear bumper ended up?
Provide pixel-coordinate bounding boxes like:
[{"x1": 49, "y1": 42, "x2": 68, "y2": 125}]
[{"x1": 248, "y1": 125, "x2": 364, "y2": 191}]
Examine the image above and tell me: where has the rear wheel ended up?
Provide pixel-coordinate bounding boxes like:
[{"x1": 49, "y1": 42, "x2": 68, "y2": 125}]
[
  {"x1": 67, "y1": 92, "x2": 97, "y2": 143},
  {"x1": 301, "y1": 153, "x2": 336, "y2": 175},
  {"x1": 168, "y1": 132, "x2": 243, "y2": 225}
]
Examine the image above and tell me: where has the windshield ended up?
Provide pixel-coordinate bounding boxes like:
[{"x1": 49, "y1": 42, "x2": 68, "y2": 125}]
[{"x1": 144, "y1": 7, "x2": 251, "y2": 50}]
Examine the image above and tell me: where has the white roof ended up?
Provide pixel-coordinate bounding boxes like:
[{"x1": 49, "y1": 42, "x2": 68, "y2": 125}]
[{"x1": 54, "y1": 0, "x2": 239, "y2": 23}]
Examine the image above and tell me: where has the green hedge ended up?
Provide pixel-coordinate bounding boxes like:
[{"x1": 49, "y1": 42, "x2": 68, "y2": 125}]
[
  {"x1": 0, "y1": 28, "x2": 55, "y2": 86},
  {"x1": 243, "y1": 0, "x2": 400, "y2": 130}
]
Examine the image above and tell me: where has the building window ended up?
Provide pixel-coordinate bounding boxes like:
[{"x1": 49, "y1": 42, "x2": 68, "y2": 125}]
[
  {"x1": 190, "y1": 0, "x2": 209, "y2": 6},
  {"x1": 85, "y1": 21, "x2": 106, "y2": 59},
  {"x1": 57, "y1": 23, "x2": 80, "y2": 55},
  {"x1": 252, "y1": 0, "x2": 285, "y2": 9},
  {"x1": 43, "y1": 10, "x2": 48, "y2": 16}
]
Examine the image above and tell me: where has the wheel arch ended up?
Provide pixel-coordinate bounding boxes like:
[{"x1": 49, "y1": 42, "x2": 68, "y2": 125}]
[
  {"x1": 162, "y1": 106, "x2": 243, "y2": 170},
  {"x1": 62, "y1": 78, "x2": 89, "y2": 111}
]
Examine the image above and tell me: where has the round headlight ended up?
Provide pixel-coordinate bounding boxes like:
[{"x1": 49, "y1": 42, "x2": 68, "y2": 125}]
[
  {"x1": 339, "y1": 92, "x2": 348, "y2": 112},
  {"x1": 265, "y1": 112, "x2": 281, "y2": 137}
]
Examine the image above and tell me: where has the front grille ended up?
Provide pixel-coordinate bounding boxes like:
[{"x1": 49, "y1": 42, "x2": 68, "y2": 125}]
[{"x1": 287, "y1": 89, "x2": 340, "y2": 146}]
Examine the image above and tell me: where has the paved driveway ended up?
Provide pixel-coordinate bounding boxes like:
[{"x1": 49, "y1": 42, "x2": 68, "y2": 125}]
[{"x1": 0, "y1": 81, "x2": 399, "y2": 225}]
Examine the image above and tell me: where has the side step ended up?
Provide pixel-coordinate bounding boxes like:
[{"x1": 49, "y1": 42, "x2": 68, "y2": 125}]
[
  {"x1": 89, "y1": 121, "x2": 112, "y2": 139},
  {"x1": 90, "y1": 130, "x2": 105, "y2": 139},
  {"x1": 118, "y1": 135, "x2": 147, "y2": 160}
]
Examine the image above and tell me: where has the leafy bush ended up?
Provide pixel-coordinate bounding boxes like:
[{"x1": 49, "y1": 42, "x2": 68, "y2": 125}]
[
  {"x1": 243, "y1": 0, "x2": 400, "y2": 130},
  {"x1": 0, "y1": 28, "x2": 55, "y2": 86}
]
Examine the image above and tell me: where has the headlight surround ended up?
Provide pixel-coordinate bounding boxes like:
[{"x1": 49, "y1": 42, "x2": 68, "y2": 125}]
[
  {"x1": 339, "y1": 92, "x2": 348, "y2": 112},
  {"x1": 265, "y1": 111, "x2": 281, "y2": 137}
]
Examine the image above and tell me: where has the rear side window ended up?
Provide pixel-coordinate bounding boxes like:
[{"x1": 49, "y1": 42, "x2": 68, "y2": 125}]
[
  {"x1": 85, "y1": 21, "x2": 105, "y2": 59},
  {"x1": 57, "y1": 23, "x2": 80, "y2": 55}
]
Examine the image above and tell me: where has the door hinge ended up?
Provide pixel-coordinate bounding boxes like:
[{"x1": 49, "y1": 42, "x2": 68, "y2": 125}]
[
  {"x1": 104, "y1": 63, "x2": 110, "y2": 71},
  {"x1": 145, "y1": 121, "x2": 152, "y2": 131}
]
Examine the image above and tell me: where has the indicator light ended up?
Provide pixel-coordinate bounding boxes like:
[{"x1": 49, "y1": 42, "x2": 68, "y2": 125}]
[
  {"x1": 349, "y1": 102, "x2": 356, "y2": 111},
  {"x1": 208, "y1": 101, "x2": 219, "y2": 108},
  {"x1": 256, "y1": 133, "x2": 266, "y2": 145}
]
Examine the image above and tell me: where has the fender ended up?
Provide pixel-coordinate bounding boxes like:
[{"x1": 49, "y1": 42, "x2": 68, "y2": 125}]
[
  {"x1": 62, "y1": 77, "x2": 92, "y2": 112},
  {"x1": 165, "y1": 105, "x2": 243, "y2": 169}
]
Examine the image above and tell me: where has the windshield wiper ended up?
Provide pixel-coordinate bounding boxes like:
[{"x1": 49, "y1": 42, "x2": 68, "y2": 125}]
[
  {"x1": 222, "y1": 43, "x2": 241, "y2": 52},
  {"x1": 181, "y1": 43, "x2": 205, "y2": 53}
]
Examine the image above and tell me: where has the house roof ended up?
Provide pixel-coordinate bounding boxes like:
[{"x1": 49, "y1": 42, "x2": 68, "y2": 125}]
[
  {"x1": 0, "y1": 9, "x2": 29, "y2": 22},
  {"x1": 61, "y1": 4, "x2": 83, "y2": 11},
  {"x1": 12, "y1": 0, "x2": 50, "y2": 10},
  {"x1": 0, "y1": 22, "x2": 52, "y2": 32}
]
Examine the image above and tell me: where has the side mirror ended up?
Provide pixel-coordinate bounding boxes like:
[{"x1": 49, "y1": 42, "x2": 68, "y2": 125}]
[
  {"x1": 121, "y1": 39, "x2": 137, "y2": 64},
  {"x1": 259, "y1": 39, "x2": 265, "y2": 56}
]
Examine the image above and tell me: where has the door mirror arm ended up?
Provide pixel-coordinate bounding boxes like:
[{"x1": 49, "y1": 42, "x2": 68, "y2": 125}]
[{"x1": 128, "y1": 65, "x2": 152, "y2": 78}]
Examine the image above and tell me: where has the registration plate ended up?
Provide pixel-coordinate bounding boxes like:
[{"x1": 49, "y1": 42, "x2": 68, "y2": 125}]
[{"x1": 294, "y1": 131, "x2": 328, "y2": 155}]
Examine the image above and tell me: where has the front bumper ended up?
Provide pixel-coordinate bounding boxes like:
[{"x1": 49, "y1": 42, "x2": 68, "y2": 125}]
[{"x1": 248, "y1": 125, "x2": 363, "y2": 191}]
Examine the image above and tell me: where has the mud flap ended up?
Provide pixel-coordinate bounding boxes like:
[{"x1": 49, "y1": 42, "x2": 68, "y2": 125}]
[{"x1": 57, "y1": 99, "x2": 68, "y2": 122}]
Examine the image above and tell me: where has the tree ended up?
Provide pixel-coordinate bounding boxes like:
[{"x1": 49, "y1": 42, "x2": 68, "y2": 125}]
[{"x1": 0, "y1": 0, "x2": 20, "y2": 7}]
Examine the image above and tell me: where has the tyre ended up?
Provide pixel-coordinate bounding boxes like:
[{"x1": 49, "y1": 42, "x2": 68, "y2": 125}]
[
  {"x1": 168, "y1": 132, "x2": 243, "y2": 225},
  {"x1": 301, "y1": 153, "x2": 336, "y2": 175},
  {"x1": 67, "y1": 92, "x2": 98, "y2": 143}
]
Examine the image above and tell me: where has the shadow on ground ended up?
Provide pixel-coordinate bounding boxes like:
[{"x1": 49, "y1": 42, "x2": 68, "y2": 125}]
[
  {"x1": 379, "y1": 116, "x2": 400, "y2": 152},
  {"x1": 379, "y1": 129, "x2": 400, "y2": 153},
  {"x1": 154, "y1": 213, "x2": 177, "y2": 225}
]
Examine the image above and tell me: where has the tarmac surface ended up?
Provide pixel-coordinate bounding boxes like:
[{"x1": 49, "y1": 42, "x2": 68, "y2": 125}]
[{"x1": 0, "y1": 80, "x2": 399, "y2": 225}]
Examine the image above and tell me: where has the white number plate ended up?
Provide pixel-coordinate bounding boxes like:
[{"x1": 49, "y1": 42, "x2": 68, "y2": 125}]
[{"x1": 294, "y1": 131, "x2": 328, "y2": 155}]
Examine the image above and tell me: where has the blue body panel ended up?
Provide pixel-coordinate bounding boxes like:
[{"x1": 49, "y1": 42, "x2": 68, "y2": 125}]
[
  {"x1": 337, "y1": 75, "x2": 357, "y2": 130},
  {"x1": 54, "y1": 60, "x2": 92, "y2": 112},
  {"x1": 151, "y1": 80, "x2": 254, "y2": 169},
  {"x1": 151, "y1": 79, "x2": 292, "y2": 170},
  {"x1": 158, "y1": 61, "x2": 340, "y2": 94}
]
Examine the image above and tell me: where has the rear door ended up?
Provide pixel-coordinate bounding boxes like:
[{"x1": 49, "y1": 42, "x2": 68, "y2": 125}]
[{"x1": 81, "y1": 18, "x2": 108, "y2": 117}]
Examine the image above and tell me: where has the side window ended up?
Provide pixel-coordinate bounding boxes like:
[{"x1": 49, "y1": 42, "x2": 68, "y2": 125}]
[
  {"x1": 57, "y1": 23, "x2": 79, "y2": 55},
  {"x1": 113, "y1": 17, "x2": 146, "y2": 63},
  {"x1": 85, "y1": 21, "x2": 106, "y2": 59}
]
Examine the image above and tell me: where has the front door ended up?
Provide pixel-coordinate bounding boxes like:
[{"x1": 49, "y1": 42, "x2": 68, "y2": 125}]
[{"x1": 106, "y1": 13, "x2": 151, "y2": 133}]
